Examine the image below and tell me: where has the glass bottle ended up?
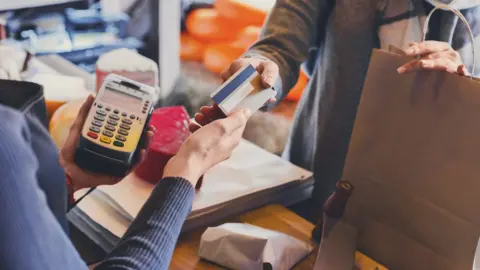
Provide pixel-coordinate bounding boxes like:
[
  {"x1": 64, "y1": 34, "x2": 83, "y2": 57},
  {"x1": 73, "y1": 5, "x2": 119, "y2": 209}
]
[{"x1": 311, "y1": 180, "x2": 354, "y2": 242}]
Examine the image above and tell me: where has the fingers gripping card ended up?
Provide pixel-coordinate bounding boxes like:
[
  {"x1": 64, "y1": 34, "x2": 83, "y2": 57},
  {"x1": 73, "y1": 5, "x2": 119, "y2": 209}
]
[{"x1": 210, "y1": 64, "x2": 276, "y2": 115}]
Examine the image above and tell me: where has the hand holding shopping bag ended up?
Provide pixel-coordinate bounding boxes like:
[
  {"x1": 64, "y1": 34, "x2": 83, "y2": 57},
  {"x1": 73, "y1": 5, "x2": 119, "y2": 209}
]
[{"x1": 342, "y1": 4, "x2": 480, "y2": 270}]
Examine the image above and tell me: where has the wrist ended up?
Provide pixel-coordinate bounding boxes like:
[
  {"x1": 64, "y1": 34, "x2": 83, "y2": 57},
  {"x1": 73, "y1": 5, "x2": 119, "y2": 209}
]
[{"x1": 163, "y1": 154, "x2": 203, "y2": 186}]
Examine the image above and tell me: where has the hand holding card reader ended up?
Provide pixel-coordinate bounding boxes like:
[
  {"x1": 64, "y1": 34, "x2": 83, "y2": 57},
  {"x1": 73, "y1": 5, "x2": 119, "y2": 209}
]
[{"x1": 75, "y1": 74, "x2": 155, "y2": 177}]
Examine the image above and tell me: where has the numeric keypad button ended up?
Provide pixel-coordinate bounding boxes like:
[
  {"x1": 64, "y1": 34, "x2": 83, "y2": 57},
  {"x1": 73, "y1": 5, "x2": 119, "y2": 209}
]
[
  {"x1": 105, "y1": 125, "x2": 116, "y2": 132},
  {"x1": 118, "y1": 129, "x2": 129, "y2": 136},
  {"x1": 94, "y1": 115, "x2": 105, "y2": 121},
  {"x1": 103, "y1": 130, "x2": 114, "y2": 137},
  {"x1": 115, "y1": 135, "x2": 126, "y2": 142},
  {"x1": 107, "y1": 119, "x2": 118, "y2": 126},
  {"x1": 122, "y1": 118, "x2": 132, "y2": 125},
  {"x1": 90, "y1": 126, "x2": 100, "y2": 133},
  {"x1": 92, "y1": 120, "x2": 103, "y2": 127},
  {"x1": 96, "y1": 109, "x2": 107, "y2": 116},
  {"x1": 120, "y1": 123, "x2": 130, "y2": 130}
]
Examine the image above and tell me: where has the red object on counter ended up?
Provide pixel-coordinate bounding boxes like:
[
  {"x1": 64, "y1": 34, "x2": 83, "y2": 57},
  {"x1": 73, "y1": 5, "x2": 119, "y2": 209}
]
[
  {"x1": 135, "y1": 106, "x2": 191, "y2": 184},
  {"x1": 0, "y1": 24, "x2": 6, "y2": 40},
  {"x1": 311, "y1": 180, "x2": 354, "y2": 242}
]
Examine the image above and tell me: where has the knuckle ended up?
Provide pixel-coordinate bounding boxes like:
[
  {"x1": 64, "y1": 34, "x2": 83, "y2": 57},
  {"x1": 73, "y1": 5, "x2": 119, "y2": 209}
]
[
  {"x1": 454, "y1": 51, "x2": 461, "y2": 60},
  {"x1": 234, "y1": 58, "x2": 246, "y2": 65},
  {"x1": 232, "y1": 139, "x2": 241, "y2": 149},
  {"x1": 215, "y1": 121, "x2": 228, "y2": 134},
  {"x1": 447, "y1": 50, "x2": 457, "y2": 59},
  {"x1": 190, "y1": 140, "x2": 207, "y2": 155},
  {"x1": 230, "y1": 60, "x2": 244, "y2": 71},
  {"x1": 435, "y1": 58, "x2": 447, "y2": 67},
  {"x1": 233, "y1": 60, "x2": 252, "y2": 71},
  {"x1": 220, "y1": 69, "x2": 229, "y2": 77},
  {"x1": 239, "y1": 114, "x2": 248, "y2": 126},
  {"x1": 264, "y1": 59, "x2": 278, "y2": 70}
]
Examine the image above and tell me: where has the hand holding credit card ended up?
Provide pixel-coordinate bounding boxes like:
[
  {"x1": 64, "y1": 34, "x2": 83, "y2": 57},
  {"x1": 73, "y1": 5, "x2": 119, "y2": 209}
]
[
  {"x1": 210, "y1": 64, "x2": 277, "y2": 115},
  {"x1": 191, "y1": 64, "x2": 276, "y2": 132}
]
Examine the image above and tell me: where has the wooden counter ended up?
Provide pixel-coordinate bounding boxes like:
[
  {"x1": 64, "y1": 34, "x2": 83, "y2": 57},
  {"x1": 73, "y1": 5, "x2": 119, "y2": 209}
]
[
  {"x1": 170, "y1": 204, "x2": 386, "y2": 270},
  {"x1": 170, "y1": 204, "x2": 316, "y2": 269}
]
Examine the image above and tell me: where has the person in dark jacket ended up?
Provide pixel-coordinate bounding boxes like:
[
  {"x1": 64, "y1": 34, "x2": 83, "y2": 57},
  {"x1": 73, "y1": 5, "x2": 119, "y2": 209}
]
[{"x1": 195, "y1": 0, "x2": 480, "y2": 220}]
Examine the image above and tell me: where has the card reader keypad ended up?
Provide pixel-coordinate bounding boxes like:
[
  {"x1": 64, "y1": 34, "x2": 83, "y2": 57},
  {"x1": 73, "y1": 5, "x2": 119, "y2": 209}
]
[
  {"x1": 90, "y1": 126, "x2": 101, "y2": 133},
  {"x1": 94, "y1": 115, "x2": 105, "y2": 121},
  {"x1": 96, "y1": 109, "x2": 107, "y2": 116},
  {"x1": 118, "y1": 129, "x2": 129, "y2": 136},
  {"x1": 100, "y1": 136, "x2": 111, "y2": 144},
  {"x1": 115, "y1": 135, "x2": 127, "y2": 142},
  {"x1": 92, "y1": 120, "x2": 103, "y2": 127},
  {"x1": 105, "y1": 125, "x2": 116, "y2": 132},
  {"x1": 107, "y1": 119, "x2": 118, "y2": 126},
  {"x1": 120, "y1": 123, "x2": 130, "y2": 130},
  {"x1": 88, "y1": 104, "x2": 135, "y2": 148},
  {"x1": 103, "y1": 130, "x2": 114, "y2": 137}
]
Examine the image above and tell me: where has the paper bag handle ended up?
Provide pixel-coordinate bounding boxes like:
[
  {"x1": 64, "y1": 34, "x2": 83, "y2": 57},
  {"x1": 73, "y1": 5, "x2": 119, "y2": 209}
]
[{"x1": 422, "y1": 3, "x2": 476, "y2": 77}]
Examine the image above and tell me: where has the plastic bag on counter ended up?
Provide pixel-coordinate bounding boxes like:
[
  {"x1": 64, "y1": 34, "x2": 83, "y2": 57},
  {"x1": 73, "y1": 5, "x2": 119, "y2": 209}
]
[{"x1": 198, "y1": 223, "x2": 313, "y2": 270}]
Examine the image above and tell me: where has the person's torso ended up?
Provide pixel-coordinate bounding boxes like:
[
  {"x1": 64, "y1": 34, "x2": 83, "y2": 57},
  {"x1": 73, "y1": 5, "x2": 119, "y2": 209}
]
[{"x1": 0, "y1": 80, "x2": 69, "y2": 232}]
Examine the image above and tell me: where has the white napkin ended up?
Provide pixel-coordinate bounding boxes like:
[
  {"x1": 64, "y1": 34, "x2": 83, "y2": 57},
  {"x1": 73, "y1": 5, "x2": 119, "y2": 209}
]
[{"x1": 198, "y1": 223, "x2": 313, "y2": 270}]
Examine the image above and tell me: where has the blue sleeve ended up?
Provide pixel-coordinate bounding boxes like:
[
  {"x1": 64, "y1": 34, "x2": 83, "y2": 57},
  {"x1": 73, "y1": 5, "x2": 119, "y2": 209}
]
[
  {"x1": 0, "y1": 105, "x2": 195, "y2": 270},
  {"x1": 95, "y1": 177, "x2": 195, "y2": 270},
  {"x1": 0, "y1": 108, "x2": 87, "y2": 270}
]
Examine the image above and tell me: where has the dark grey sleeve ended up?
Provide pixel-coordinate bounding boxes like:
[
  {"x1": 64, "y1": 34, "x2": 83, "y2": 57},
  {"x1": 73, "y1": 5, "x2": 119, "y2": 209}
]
[{"x1": 244, "y1": 0, "x2": 324, "y2": 100}]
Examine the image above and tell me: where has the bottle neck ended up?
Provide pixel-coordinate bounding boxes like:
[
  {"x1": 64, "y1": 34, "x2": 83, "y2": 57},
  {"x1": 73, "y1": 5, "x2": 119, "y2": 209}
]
[{"x1": 323, "y1": 186, "x2": 353, "y2": 218}]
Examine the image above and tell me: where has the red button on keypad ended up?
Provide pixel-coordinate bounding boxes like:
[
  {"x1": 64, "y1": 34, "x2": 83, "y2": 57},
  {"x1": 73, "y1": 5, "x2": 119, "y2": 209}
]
[{"x1": 87, "y1": 132, "x2": 99, "y2": 139}]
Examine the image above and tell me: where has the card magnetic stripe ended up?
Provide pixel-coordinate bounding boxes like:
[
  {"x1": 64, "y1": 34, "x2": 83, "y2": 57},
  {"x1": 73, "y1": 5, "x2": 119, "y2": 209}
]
[{"x1": 212, "y1": 65, "x2": 256, "y2": 104}]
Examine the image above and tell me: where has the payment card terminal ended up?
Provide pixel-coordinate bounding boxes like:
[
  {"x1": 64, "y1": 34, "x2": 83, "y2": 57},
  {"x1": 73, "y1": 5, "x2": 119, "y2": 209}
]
[{"x1": 75, "y1": 74, "x2": 155, "y2": 177}]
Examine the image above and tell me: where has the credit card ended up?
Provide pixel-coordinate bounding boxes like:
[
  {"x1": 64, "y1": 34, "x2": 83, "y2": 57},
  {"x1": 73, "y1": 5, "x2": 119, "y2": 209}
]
[{"x1": 210, "y1": 64, "x2": 276, "y2": 115}]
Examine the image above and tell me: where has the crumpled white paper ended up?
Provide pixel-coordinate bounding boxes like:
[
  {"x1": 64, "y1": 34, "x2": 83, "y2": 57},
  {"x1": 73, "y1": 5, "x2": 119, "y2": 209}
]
[{"x1": 198, "y1": 223, "x2": 313, "y2": 270}]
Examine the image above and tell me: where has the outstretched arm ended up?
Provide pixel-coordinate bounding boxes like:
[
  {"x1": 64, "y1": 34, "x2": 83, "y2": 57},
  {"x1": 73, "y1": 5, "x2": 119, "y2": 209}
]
[
  {"x1": 94, "y1": 177, "x2": 195, "y2": 270},
  {"x1": 96, "y1": 109, "x2": 253, "y2": 270}
]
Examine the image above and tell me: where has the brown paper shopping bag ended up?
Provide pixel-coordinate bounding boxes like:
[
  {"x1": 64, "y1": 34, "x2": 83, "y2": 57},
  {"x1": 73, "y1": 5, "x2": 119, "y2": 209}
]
[
  {"x1": 342, "y1": 6, "x2": 480, "y2": 270},
  {"x1": 343, "y1": 47, "x2": 480, "y2": 270}
]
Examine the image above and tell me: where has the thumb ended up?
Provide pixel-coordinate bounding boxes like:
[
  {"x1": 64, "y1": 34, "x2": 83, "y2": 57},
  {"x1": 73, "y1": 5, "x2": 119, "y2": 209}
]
[
  {"x1": 70, "y1": 95, "x2": 95, "y2": 132},
  {"x1": 258, "y1": 60, "x2": 279, "y2": 88},
  {"x1": 226, "y1": 108, "x2": 252, "y2": 134},
  {"x1": 63, "y1": 95, "x2": 95, "y2": 152}
]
